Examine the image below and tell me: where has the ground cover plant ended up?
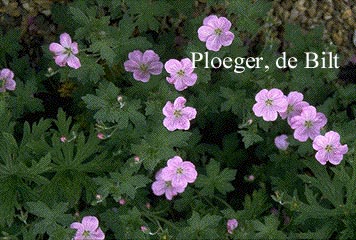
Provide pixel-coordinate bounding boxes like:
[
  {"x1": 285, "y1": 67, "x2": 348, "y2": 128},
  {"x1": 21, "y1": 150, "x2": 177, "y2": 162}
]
[{"x1": 0, "y1": 0, "x2": 356, "y2": 239}]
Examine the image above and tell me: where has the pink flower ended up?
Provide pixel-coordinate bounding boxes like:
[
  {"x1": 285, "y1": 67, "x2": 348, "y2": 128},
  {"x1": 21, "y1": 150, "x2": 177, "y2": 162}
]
[
  {"x1": 198, "y1": 15, "x2": 235, "y2": 51},
  {"x1": 70, "y1": 216, "x2": 105, "y2": 240},
  {"x1": 279, "y1": 91, "x2": 309, "y2": 125},
  {"x1": 290, "y1": 106, "x2": 327, "y2": 142},
  {"x1": 49, "y1": 33, "x2": 81, "y2": 69},
  {"x1": 97, "y1": 133, "x2": 105, "y2": 140},
  {"x1": 161, "y1": 156, "x2": 198, "y2": 188},
  {"x1": 141, "y1": 226, "x2": 149, "y2": 233},
  {"x1": 164, "y1": 58, "x2": 197, "y2": 91},
  {"x1": 151, "y1": 169, "x2": 185, "y2": 200},
  {"x1": 274, "y1": 134, "x2": 289, "y2": 150},
  {"x1": 252, "y1": 89, "x2": 288, "y2": 121},
  {"x1": 119, "y1": 199, "x2": 126, "y2": 205},
  {"x1": 227, "y1": 219, "x2": 238, "y2": 234},
  {"x1": 124, "y1": 50, "x2": 163, "y2": 82},
  {"x1": 60, "y1": 136, "x2": 67, "y2": 143},
  {"x1": 162, "y1": 96, "x2": 197, "y2": 131},
  {"x1": 0, "y1": 68, "x2": 16, "y2": 92},
  {"x1": 312, "y1": 131, "x2": 348, "y2": 165}
]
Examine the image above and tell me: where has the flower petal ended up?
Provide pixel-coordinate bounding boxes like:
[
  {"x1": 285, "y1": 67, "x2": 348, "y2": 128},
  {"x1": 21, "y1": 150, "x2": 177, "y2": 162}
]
[
  {"x1": 66, "y1": 55, "x2": 81, "y2": 69},
  {"x1": 59, "y1": 33, "x2": 72, "y2": 48}
]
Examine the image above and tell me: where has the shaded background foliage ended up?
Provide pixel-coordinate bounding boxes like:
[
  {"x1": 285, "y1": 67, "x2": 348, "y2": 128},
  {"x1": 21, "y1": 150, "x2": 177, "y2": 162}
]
[{"x1": 0, "y1": 0, "x2": 356, "y2": 239}]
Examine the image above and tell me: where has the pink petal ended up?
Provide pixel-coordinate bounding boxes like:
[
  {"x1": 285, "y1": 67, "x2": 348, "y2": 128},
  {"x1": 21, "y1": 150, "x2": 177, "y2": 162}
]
[
  {"x1": 71, "y1": 42, "x2": 79, "y2": 54},
  {"x1": 167, "y1": 156, "x2": 183, "y2": 167},
  {"x1": 174, "y1": 97, "x2": 187, "y2": 109},
  {"x1": 263, "y1": 107, "x2": 278, "y2": 121},
  {"x1": 66, "y1": 55, "x2": 81, "y2": 69},
  {"x1": 91, "y1": 228, "x2": 105, "y2": 240},
  {"x1": 181, "y1": 58, "x2": 194, "y2": 74},
  {"x1": 142, "y1": 50, "x2": 159, "y2": 64},
  {"x1": 218, "y1": 17, "x2": 232, "y2": 31},
  {"x1": 198, "y1": 26, "x2": 214, "y2": 42},
  {"x1": 59, "y1": 33, "x2": 72, "y2": 48},
  {"x1": 182, "y1": 74, "x2": 197, "y2": 86},
  {"x1": 174, "y1": 79, "x2": 188, "y2": 91},
  {"x1": 162, "y1": 101, "x2": 174, "y2": 117},
  {"x1": 325, "y1": 131, "x2": 340, "y2": 145},
  {"x1": 0, "y1": 68, "x2": 14, "y2": 79},
  {"x1": 166, "y1": 76, "x2": 176, "y2": 84},
  {"x1": 220, "y1": 32, "x2": 234, "y2": 47},
  {"x1": 70, "y1": 222, "x2": 84, "y2": 231},
  {"x1": 206, "y1": 35, "x2": 221, "y2": 51},
  {"x1": 124, "y1": 60, "x2": 140, "y2": 72},
  {"x1": 152, "y1": 180, "x2": 166, "y2": 196},
  {"x1": 5, "y1": 79, "x2": 16, "y2": 91},
  {"x1": 82, "y1": 216, "x2": 99, "y2": 231},
  {"x1": 128, "y1": 50, "x2": 143, "y2": 63},
  {"x1": 163, "y1": 117, "x2": 177, "y2": 131},
  {"x1": 49, "y1": 43, "x2": 65, "y2": 54},
  {"x1": 54, "y1": 54, "x2": 68, "y2": 67},
  {"x1": 133, "y1": 71, "x2": 150, "y2": 82},
  {"x1": 328, "y1": 154, "x2": 343, "y2": 165},
  {"x1": 165, "y1": 59, "x2": 182, "y2": 74},
  {"x1": 203, "y1": 15, "x2": 219, "y2": 27},
  {"x1": 148, "y1": 62, "x2": 163, "y2": 75},
  {"x1": 312, "y1": 135, "x2": 327, "y2": 150},
  {"x1": 182, "y1": 107, "x2": 197, "y2": 120},
  {"x1": 315, "y1": 151, "x2": 327, "y2": 165},
  {"x1": 173, "y1": 116, "x2": 190, "y2": 130},
  {"x1": 255, "y1": 89, "x2": 268, "y2": 102}
]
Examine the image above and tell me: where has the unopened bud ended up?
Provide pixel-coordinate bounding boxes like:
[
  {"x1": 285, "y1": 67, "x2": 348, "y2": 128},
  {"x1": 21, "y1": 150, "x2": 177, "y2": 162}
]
[
  {"x1": 60, "y1": 136, "x2": 67, "y2": 143},
  {"x1": 119, "y1": 198, "x2": 126, "y2": 205},
  {"x1": 97, "y1": 133, "x2": 105, "y2": 140}
]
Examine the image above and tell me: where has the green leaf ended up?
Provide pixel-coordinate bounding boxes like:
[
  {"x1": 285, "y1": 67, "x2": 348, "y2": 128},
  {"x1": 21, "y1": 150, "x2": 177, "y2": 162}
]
[
  {"x1": 238, "y1": 130, "x2": 263, "y2": 148},
  {"x1": 68, "y1": 54, "x2": 105, "y2": 83},
  {"x1": 195, "y1": 159, "x2": 236, "y2": 196}
]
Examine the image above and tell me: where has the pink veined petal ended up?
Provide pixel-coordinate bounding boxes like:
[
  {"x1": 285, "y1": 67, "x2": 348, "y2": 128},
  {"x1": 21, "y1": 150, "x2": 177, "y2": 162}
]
[
  {"x1": 255, "y1": 89, "x2": 268, "y2": 102},
  {"x1": 71, "y1": 42, "x2": 79, "y2": 54},
  {"x1": 5, "y1": 79, "x2": 16, "y2": 91},
  {"x1": 70, "y1": 222, "x2": 84, "y2": 231},
  {"x1": 206, "y1": 34, "x2": 222, "y2": 51},
  {"x1": 220, "y1": 31, "x2": 234, "y2": 47},
  {"x1": 124, "y1": 60, "x2": 140, "y2": 72},
  {"x1": 1, "y1": 68, "x2": 14, "y2": 79},
  {"x1": 267, "y1": 88, "x2": 284, "y2": 99},
  {"x1": 328, "y1": 154, "x2": 344, "y2": 165},
  {"x1": 325, "y1": 131, "x2": 340, "y2": 145},
  {"x1": 133, "y1": 70, "x2": 150, "y2": 82},
  {"x1": 198, "y1": 26, "x2": 214, "y2": 42},
  {"x1": 54, "y1": 54, "x2": 68, "y2": 67},
  {"x1": 174, "y1": 79, "x2": 188, "y2": 91},
  {"x1": 174, "y1": 96, "x2": 187, "y2": 109},
  {"x1": 162, "y1": 101, "x2": 174, "y2": 117},
  {"x1": 91, "y1": 228, "x2": 105, "y2": 240},
  {"x1": 315, "y1": 112, "x2": 327, "y2": 127},
  {"x1": 182, "y1": 73, "x2": 197, "y2": 86},
  {"x1": 161, "y1": 168, "x2": 176, "y2": 182},
  {"x1": 172, "y1": 175, "x2": 188, "y2": 188},
  {"x1": 59, "y1": 33, "x2": 72, "y2": 48},
  {"x1": 173, "y1": 184, "x2": 186, "y2": 194},
  {"x1": 272, "y1": 97, "x2": 288, "y2": 112},
  {"x1": 49, "y1": 43, "x2": 65, "y2": 54},
  {"x1": 288, "y1": 91, "x2": 304, "y2": 105},
  {"x1": 165, "y1": 187, "x2": 176, "y2": 200},
  {"x1": 167, "y1": 156, "x2": 183, "y2": 168},
  {"x1": 203, "y1": 15, "x2": 219, "y2": 27},
  {"x1": 294, "y1": 127, "x2": 309, "y2": 142},
  {"x1": 163, "y1": 117, "x2": 177, "y2": 131},
  {"x1": 315, "y1": 151, "x2": 327, "y2": 165},
  {"x1": 263, "y1": 107, "x2": 278, "y2": 121},
  {"x1": 128, "y1": 50, "x2": 143, "y2": 63},
  {"x1": 182, "y1": 107, "x2": 197, "y2": 120},
  {"x1": 181, "y1": 58, "x2": 194, "y2": 74},
  {"x1": 166, "y1": 76, "x2": 176, "y2": 84},
  {"x1": 173, "y1": 116, "x2": 191, "y2": 130},
  {"x1": 218, "y1": 17, "x2": 232, "y2": 31},
  {"x1": 164, "y1": 59, "x2": 182, "y2": 74},
  {"x1": 142, "y1": 50, "x2": 159, "y2": 64},
  {"x1": 148, "y1": 62, "x2": 163, "y2": 75},
  {"x1": 307, "y1": 127, "x2": 321, "y2": 140},
  {"x1": 152, "y1": 180, "x2": 166, "y2": 196},
  {"x1": 252, "y1": 102, "x2": 265, "y2": 117},
  {"x1": 66, "y1": 55, "x2": 81, "y2": 69},
  {"x1": 81, "y1": 216, "x2": 99, "y2": 231},
  {"x1": 301, "y1": 106, "x2": 317, "y2": 120},
  {"x1": 312, "y1": 135, "x2": 327, "y2": 150}
]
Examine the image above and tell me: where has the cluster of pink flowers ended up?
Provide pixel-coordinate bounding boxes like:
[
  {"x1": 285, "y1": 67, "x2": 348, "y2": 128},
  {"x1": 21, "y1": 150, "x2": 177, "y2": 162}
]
[
  {"x1": 253, "y1": 88, "x2": 348, "y2": 165},
  {"x1": 152, "y1": 156, "x2": 197, "y2": 200},
  {"x1": 70, "y1": 216, "x2": 105, "y2": 240}
]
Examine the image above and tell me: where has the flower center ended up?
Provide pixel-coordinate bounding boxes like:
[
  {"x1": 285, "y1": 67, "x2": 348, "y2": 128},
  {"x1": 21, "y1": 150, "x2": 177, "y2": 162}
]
[
  {"x1": 165, "y1": 181, "x2": 172, "y2": 188},
  {"x1": 304, "y1": 120, "x2": 313, "y2": 128},
  {"x1": 140, "y1": 64, "x2": 148, "y2": 72},
  {"x1": 64, "y1": 47, "x2": 72, "y2": 55},
  {"x1": 82, "y1": 230, "x2": 91, "y2": 237},
  {"x1": 325, "y1": 145, "x2": 333, "y2": 152},
  {"x1": 265, "y1": 99, "x2": 273, "y2": 106},
  {"x1": 214, "y1": 28, "x2": 222, "y2": 35},
  {"x1": 174, "y1": 109, "x2": 182, "y2": 117},
  {"x1": 286, "y1": 105, "x2": 294, "y2": 114},
  {"x1": 177, "y1": 69, "x2": 185, "y2": 76},
  {"x1": 176, "y1": 167, "x2": 183, "y2": 174}
]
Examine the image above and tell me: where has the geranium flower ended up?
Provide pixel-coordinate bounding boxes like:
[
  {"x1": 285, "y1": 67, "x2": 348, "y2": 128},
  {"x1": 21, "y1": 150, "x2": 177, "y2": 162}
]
[
  {"x1": 312, "y1": 131, "x2": 348, "y2": 165},
  {"x1": 162, "y1": 96, "x2": 197, "y2": 131},
  {"x1": 290, "y1": 106, "x2": 327, "y2": 142},
  {"x1": 164, "y1": 58, "x2": 197, "y2": 91},
  {"x1": 279, "y1": 91, "x2": 309, "y2": 125},
  {"x1": 0, "y1": 68, "x2": 16, "y2": 92},
  {"x1": 124, "y1": 50, "x2": 163, "y2": 82},
  {"x1": 227, "y1": 219, "x2": 238, "y2": 234},
  {"x1": 151, "y1": 168, "x2": 185, "y2": 200},
  {"x1": 161, "y1": 156, "x2": 197, "y2": 188},
  {"x1": 70, "y1": 216, "x2": 105, "y2": 240},
  {"x1": 49, "y1": 32, "x2": 81, "y2": 69},
  {"x1": 274, "y1": 134, "x2": 289, "y2": 150},
  {"x1": 198, "y1": 15, "x2": 234, "y2": 51},
  {"x1": 252, "y1": 88, "x2": 288, "y2": 121}
]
